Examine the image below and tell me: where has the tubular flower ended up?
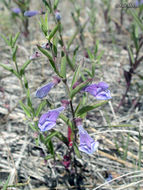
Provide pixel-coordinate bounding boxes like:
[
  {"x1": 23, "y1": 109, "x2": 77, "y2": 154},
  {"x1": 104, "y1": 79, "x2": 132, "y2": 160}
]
[
  {"x1": 82, "y1": 81, "x2": 112, "y2": 100},
  {"x1": 36, "y1": 76, "x2": 61, "y2": 99},
  {"x1": 24, "y1": 10, "x2": 39, "y2": 17},
  {"x1": 136, "y1": 0, "x2": 143, "y2": 6},
  {"x1": 78, "y1": 125, "x2": 99, "y2": 154},
  {"x1": 38, "y1": 107, "x2": 65, "y2": 132},
  {"x1": 11, "y1": 8, "x2": 21, "y2": 14}
]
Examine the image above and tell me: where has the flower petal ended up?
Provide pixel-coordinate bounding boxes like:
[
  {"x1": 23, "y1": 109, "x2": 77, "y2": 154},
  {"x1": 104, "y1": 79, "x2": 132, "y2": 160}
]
[
  {"x1": 24, "y1": 10, "x2": 39, "y2": 17},
  {"x1": 38, "y1": 107, "x2": 65, "y2": 132},
  {"x1": 96, "y1": 89, "x2": 112, "y2": 100},
  {"x1": 36, "y1": 82, "x2": 54, "y2": 99},
  {"x1": 78, "y1": 125, "x2": 99, "y2": 154},
  {"x1": 38, "y1": 121, "x2": 56, "y2": 131}
]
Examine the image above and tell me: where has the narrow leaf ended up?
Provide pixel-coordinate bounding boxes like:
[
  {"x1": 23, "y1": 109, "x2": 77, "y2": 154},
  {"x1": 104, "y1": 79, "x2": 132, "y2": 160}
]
[
  {"x1": 71, "y1": 65, "x2": 81, "y2": 89},
  {"x1": 20, "y1": 60, "x2": 31, "y2": 76},
  {"x1": 19, "y1": 101, "x2": 31, "y2": 118},
  {"x1": 0, "y1": 63, "x2": 20, "y2": 78},
  {"x1": 36, "y1": 100, "x2": 47, "y2": 117},
  {"x1": 37, "y1": 45, "x2": 59, "y2": 74},
  {"x1": 12, "y1": 32, "x2": 20, "y2": 48},
  {"x1": 60, "y1": 56, "x2": 66, "y2": 78},
  {"x1": 12, "y1": 45, "x2": 18, "y2": 62},
  {"x1": 54, "y1": 0, "x2": 59, "y2": 10},
  {"x1": 73, "y1": 143, "x2": 81, "y2": 158},
  {"x1": 70, "y1": 79, "x2": 92, "y2": 99},
  {"x1": 47, "y1": 23, "x2": 59, "y2": 41},
  {"x1": 76, "y1": 101, "x2": 108, "y2": 116},
  {"x1": 45, "y1": 131, "x2": 59, "y2": 144}
]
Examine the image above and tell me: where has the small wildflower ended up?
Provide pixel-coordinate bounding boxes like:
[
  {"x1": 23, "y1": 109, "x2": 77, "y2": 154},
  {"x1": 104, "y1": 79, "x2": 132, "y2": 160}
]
[
  {"x1": 11, "y1": 8, "x2": 21, "y2": 14},
  {"x1": 82, "y1": 81, "x2": 112, "y2": 100},
  {"x1": 77, "y1": 125, "x2": 99, "y2": 154},
  {"x1": 36, "y1": 82, "x2": 54, "y2": 99},
  {"x1": 55, "y1": 10, "x2": 61, "y2": 21},
  {"x1": 38, "y1": 106, "x2": 65, "y2": 132},
  {"x1": 30, "y1": 51, "x2": 41, "y2": 60},
  {"x1": 36, "y1": 76, "x2": 61, "y2": 99},
  {"x1": 106, "y1": 174, "x2": 113, "y2": 182},
  {"x1": 24, "y1": 10, "x2": 39, "y2": 17},
  {"x1": 136, "y1": 0, "x2": 143, "y2": 6}
]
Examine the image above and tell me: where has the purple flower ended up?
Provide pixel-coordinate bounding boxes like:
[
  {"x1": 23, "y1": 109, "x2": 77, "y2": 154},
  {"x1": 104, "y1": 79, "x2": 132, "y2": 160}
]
[
  {"x1": 38, "y1": 107, "x2": 64, "y2": 131},
  {"x1": 36, "y1": 82, "x2": 54, "y2": 99},
  {"x1": 24, "y1": 10, "x2": 39, "y2": 17},
  {"x1": 106, "y1": 174, "x2": 113, "y2": 182},
  {"x1": 36, "y1": 76, "x2": 61, "y2": 99},
  {"x1": 78, "y1": 125, "x2": 99, "y2": 154},
  {"x1": 55, "y1": 10, "x2": 61, "y2": 21},
  {"x1": 11, "y1": 8, "x2": 21, "y2": 14},
  {"x1": 136, "y1": 0, "x2": 143, "y2": 6},
  {"x1": 82, "y1": 81, "x2": 112, "y2": 100}
]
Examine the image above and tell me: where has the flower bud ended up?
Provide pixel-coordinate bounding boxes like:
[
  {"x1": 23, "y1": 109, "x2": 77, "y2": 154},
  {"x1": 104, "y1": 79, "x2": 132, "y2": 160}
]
[
  {"x1": 52, "y1": 76, "x2": 61, "y2": 85},
  {"x1": 55, "y1": 10, "x2": 61, "y2": 21}
]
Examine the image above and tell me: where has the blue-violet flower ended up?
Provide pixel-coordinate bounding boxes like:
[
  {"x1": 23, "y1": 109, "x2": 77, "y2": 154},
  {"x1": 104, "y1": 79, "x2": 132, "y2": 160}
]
[
  {"x1": 11, "y1": 8, "x2": 21, "y2": 14},
  {"x1": 136, "y1": 0, "x2": 143, "y2": 6},
  {"x1": 38, "y1": 106, "x2": 64, "y2": 132},
  {"x1": 24, "y1": 10, "x2": 39, "y2": 17},
  {"x1": 78, "y1": 125, "x2": 99, "y2": 154},
  {"x1": 82, "y1": 81, "x2": 112, "y2": 100},
  {"x1": 36, "y1": 76, "x2": 61, "y2": 99}
]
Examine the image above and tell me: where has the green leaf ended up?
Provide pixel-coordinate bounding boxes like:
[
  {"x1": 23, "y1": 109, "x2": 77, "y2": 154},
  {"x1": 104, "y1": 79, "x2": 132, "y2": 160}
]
[
  {"x1": 47, "y1": 140, "x2": 55, "y2": 156},
  {"x1": 73, "y1": 143, "x2": 81, "y2": 158},
  {"x1": 0, "y1": 33, "x2": 10, "y2": 46},
  {"x1": 2, "y1": 174, "x2": 10, "y2": 190},
  {"x1": 59, "y1": 114, "x2": 73, "y2": 129},
  {"x1": 60, "y1": 56, "x2": 66, "y2": 78},
  {"x1": 76, "y1": 101, "x2": 108, "y2": 116},
  {"x1": 127, "y1": 46, "x2": 134, "y2": 65},
  {"x1": 20, "y1": 60, "x2": 31, "y2": 76},
  {"x1": 45, "y1": 154, "x2": 54, "y2": 160},
  {"x1": 42, "y1": 0, "x2": 52, "y2": 12},
  {"x1": 39, "y1": 13, "x2": 48, "y2": 36},
  {"x1": 70, "y1": 79, "x2": 92, "y2": 99},
  {"x1": 55, "y1": 131, "x2": 69, "y2": 146},
  {"x1": 9, "y1": 34, "x2": 12, "y2": 47},
  {"x1": 47, "y1": 23, "x2": 59, "y2": 41},
  {"x1": 19, "y1": 100, "x2": 31, "y2": 118},
  {"x1": 29, "y1": 123, "x2": 37, "y2": 131},
  {"x1": 66, "y1": 55, "x2": 75, "y2": 71},
  {"x1": 39, "y1": 133, "x2": 45, "y2": 143},
  {"x1": 128, "y1": 9, "x2": 143, "y2": 31},
  {"x1": 36, "y1": 100, "x2": 47, "y2": 117},
  {"x1": 86, "y1": 48, "x2": 94, "y2": 60},
  {"x1": 67, "y1": 30, "x2": 78, "y2": 49},
  {"x1": 54, "y1": 0, "x2": 59, "y2": 10},
  {"x1": 83, "y1": 68, "x2": 92, "y2": 77},
  {"x1": 94, "y1": 40, "x2": 99, "y2": 56},
  {"x1": 12, "y1": 32, "x2": 20, "y2": 48},
  {"x1": 0, "y1": 63, "x2": 20, "y2": 78},
  {"x1": 12, "y1": 45, "x2": 18, "y2": 62},
  {"x1": 52, "y1": 36, "x2": 58, "y2": 56},
  {"x1": 70, "y1": 65, "x2": 81, "y2": 90},
  {"x1": 45, "y1": 131, "x2": 59, "y2": 144},
  {"x1": 37, "y1": 45, "x2": 59, "y2": 75}
]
